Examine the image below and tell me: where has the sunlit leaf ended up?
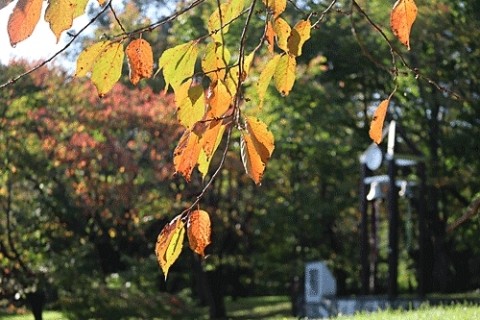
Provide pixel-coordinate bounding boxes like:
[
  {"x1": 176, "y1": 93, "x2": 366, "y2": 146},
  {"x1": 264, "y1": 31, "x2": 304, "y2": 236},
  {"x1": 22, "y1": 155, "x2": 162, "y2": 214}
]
[
  {"x1": 369, "y1": 99, "x2": 390, "y2": 144},
  {"x1": 91, "y1": 42, "x2": 124, "y2": 97},
  {"x1": 173, "y1": 129, "x2": 202, "y2": 181},
  {"x1": 274, "y1": 53, "x2": 296, "y2": 96},
  {"x1": 187, "y1": 210, "x2": 211, "y2": 257},
  {"x1": 45, "y1": 0, "x2": 83, "y2": 42},
  {"x1": 257, "y1": 54, "x2": 281, "y2": 108},
  {"x1": 158, "y1": 41, "x2": 198, "y2": 92},
  {"x1": 197, "y1": 122, "x2": 226, "y2": 178},
  {"x1": 7, "y1": 0, "x2": 43, "y2": 46},
  {"x1": 262, "y1": 0, "x2": 286, "y2": 18},
  {"x1": 390, "y1": 0, "x2": 417, "y2": 50},
  {"x1": 240, "y1": 116, "x2": 275, "y2": 185},
  {"x1": 273, "y1": 17, "x2": 291, "y2": 53},
  {"x1": 202, "y1": 42, "x2": 231, "y2": 81},
  {"x1": 175, "y1": 80, "x2": 206, "y2": 130},
  {"x1": 207, "y1": 3, "x2": 229, "y2": 43},
  {"x1": 126, "y1": 38, "x2": 154, "y2": 85},
  {"x1": 206, "y1": 80, "x2": 232, "y2": 118},
  {"x1": 225, "y1": 51, "x2": 255, "y2": 95},
  {"x1": 75, "y1": 41, "x2": 110, "y2": 77},
  {"x1": 287, "y1": 19, "x2": 311, "y2": 56},
  {"x1": 155, "y1": 215, "x2": 185, "y2": 279}
]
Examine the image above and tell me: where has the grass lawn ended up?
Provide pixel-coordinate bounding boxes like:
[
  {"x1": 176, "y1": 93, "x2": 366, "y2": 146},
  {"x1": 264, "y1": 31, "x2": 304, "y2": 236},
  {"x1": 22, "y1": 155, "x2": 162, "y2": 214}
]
[{"x1": 1, "y1": 297, "x2": 479, "y2": 319}]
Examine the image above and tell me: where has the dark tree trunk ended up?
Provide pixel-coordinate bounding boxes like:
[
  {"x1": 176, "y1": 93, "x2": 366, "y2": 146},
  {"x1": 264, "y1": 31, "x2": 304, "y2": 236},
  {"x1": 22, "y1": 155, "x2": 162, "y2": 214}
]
[{"x1": 26, "y1": 290, "x2": 45, "y2": 320}]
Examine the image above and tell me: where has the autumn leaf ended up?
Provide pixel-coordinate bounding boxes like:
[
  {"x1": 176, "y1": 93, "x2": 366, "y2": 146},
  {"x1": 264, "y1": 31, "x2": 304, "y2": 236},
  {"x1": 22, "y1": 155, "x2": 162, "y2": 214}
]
[
  {"x1": 274, "y1": 53, "x2": 296, "y2": 96},
  {"x1": 175, "y1": 80, "x2": 206, "y2": 130},
  {"x1": 287, "y1": 19, "x2": 311, "y2": 56},
  {"x1": 207, "y1": 3, "x2": 228, "y2": 43},
  {"x1": 7, "y1": 0, "x2": 43, "y2": 46},
  {"x1": 265, "y1": 21, "x2": 275, "y2": 54},
  {"x1": 224, "y1": 51, "x2": 255, "y2": 95},
  {"x1": 240, "y1": 116, "x2": 275, "y2": 185},
  {"x1": 126, "y1": 38, "x2": 154, "y2": 85},
  {"x1": 155, "y1": 215, "x2": 185, "y2": 279},
  {"x1": 75, "y1": 41, "x2": 110, "y2": 77},
  {"x1": 197, "y1": 123, "x2": 225, "y2": 178},
  {"x1": 45, "y1": 0, "x2": 87, "y2": 42},
  {"x1": 206, "y1": 80, "x2": 232, "y2": 118},
  {"x1": 369, "y1": 99, "x2": 390, "y2": 144},
  {"x1": 187, "y1": 210, "x2": 211, "y2": 257},
  {"x1": 173, "y1": 129, "x2": 202, "y2": 181},
  {"x1": 158, "y1": 41, "x2": 198, "y2": 92},
  {"x1": 263, "y1": 0, "x2": 286, "y2": 18},
  {"x1": 257, "y1": 54, "x2": 281, "y2": 108},
  {"x1": 202, "y1": 42, "x2": 231, "y2": 81},
  {"x1": 390, "y1": 0, "x2": 417, "y2": 50},
  {"x1": 90, "y1": 42, "x2": 125, "y2": 97},
  {"x1": 273, "y1": 17, "x2": 291, "y2": 53}
]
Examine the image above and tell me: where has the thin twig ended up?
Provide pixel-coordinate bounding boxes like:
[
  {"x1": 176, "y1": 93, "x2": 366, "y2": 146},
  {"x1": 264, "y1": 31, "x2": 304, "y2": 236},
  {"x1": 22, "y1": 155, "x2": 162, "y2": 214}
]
[
  {"x1": 109, "y1": 2, "x2": 127, "y2": 34},
  {"x1": 311, "y1": 0, "x2": 338, "y2": 29},
  {"x1": 0, "y1": 0, "x2": 113, "y2": 89}
]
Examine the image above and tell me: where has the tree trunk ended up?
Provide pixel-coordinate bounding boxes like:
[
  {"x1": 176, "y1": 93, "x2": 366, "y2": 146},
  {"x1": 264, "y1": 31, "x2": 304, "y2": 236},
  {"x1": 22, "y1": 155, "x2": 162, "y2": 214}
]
[{"x1": 26, "y1": 290, "x2": 45, "y2": 320}]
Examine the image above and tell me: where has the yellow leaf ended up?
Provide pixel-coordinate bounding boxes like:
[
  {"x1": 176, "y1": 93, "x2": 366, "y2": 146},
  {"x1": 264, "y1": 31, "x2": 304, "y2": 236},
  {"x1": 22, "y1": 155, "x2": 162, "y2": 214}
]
[
  {"x1": 75, "y1": 41, "x2": 110, "y2": 77},
  {"x1": 173, "y1": 129, "x2": 202, "y2": 181},
  {"x1": 262, "y1": 0, "x2": 286, "y2": 18},
  {"x1": 126, "y1": 38, "x2": 154, "y2": 85},
  {"x1": 225, "y1": 0, "x2": 245, "y2": 23},
  {"x1": 158, "y1": 41, "x2": 198, "y2": 92},
  {"x1": 7, "y1": 0, "x2": 43, "y2": 46},
  {"x1": 155, "y1": 215, "x2": 185, "y2": 279},
  {"x1": 197, "y1": 122, "x2": 226, "y2": 178},
  {"x1": 257, "y1": 54, "x2": 281, "y2": 108},
  {"x1": 91, "y1": 42, "x2": 124, "y2": 97},
  {"x1": 45, "y1": 0, "x2": 77, "y2": 42},
  {"x1": 273, "y1": 17, "x2": 291, "y2": 53},
  {"x1": 287, "y1": 19, "x2": 311, "y2": 56},
  {"x1": 202, "y1": 42, "x2": 231, "y2": 81},
  {"x1": 175, "y1": 80, "x2": 206, "y2": 130},
  {"x1": 369, "y1": 99, "x2": 390, "y2": 144},
  {"x1": 390, "y1": 0, "x2": 417, "y2": 50},
  {"x1": 207, "y1": 3, "x2": 229, "y2": 43},
  {"x1": 274, "y1": 53, "x2": 296, "y2": 96},
  {"x1": 187, "y1": 210, "x2": 211, "y2": 257},
  {"x1": 73, "y1": 0, "x2": 88, "y2": 18},
  {"x1": 240, "y1": 117, "x2": 275, "y2": 185},
  {"x1": 225, "y1": 51, "x2": 255, "y2": 95}
]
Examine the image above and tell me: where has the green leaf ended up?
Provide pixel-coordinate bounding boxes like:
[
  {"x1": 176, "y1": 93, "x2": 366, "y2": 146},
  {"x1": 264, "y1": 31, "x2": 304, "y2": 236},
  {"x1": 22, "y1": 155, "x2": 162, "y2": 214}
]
[
  {"x1": 91, "y1": 42, "x2": 124, "y2": 97},
  {"x1": 158, "y1": 41, "x2": 198, "y2": 92}
]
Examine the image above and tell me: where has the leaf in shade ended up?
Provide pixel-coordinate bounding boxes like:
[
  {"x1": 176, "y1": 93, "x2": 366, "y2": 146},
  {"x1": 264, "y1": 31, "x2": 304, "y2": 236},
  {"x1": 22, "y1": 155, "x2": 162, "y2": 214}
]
[
  {"x1": 287, "y1": 19, "x2": 311, "y2": 57},
  {"x1": 126, "y1": 38, "x2": 154, "y2": 85},
  {"x1": 155, "y1": 215, "x2": 185, "y2": 279},
  {"x1": 390, "y1": 0, "x2": 417, "y2": 50},
  {"x1": 7, "y1": 0, "x2": 43, "y2": 46},
  {"x1": 187, "y1": 210, "x2": 211, "y2": 257},
  {"x1": 369, "y1": 99, "x2": 390, "y2": 144},
  {"x1": 274, "y1": 53, "x2": 296, "y2": 96},
  {"x1": 265, "y1": 21, "x2": 275, "y2": 54},
  {"x1": 240, "y1": 117, "x2": 275, "y2": 185}
]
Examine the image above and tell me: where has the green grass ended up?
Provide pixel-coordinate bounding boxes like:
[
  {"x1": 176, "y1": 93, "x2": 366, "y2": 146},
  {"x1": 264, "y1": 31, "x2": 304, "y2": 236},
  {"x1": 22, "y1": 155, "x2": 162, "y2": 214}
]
[
  {"x1": 1, "y1": 298, "x2": 479, "y2": 319},
  {"x1": 335, "y1": 304, "x2": 480, "y2": 320}
]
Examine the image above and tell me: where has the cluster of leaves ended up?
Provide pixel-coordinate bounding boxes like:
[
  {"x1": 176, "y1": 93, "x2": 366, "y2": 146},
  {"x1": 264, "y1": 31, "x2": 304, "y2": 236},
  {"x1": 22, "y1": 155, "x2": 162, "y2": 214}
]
[{"x1": 1, "y1": 0, "x2": 418, "y2": 278}]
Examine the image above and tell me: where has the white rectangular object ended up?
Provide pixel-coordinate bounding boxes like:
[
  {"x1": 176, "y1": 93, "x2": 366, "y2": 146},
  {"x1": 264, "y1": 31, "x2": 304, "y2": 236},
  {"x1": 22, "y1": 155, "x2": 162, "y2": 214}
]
[{"x1": 305, "y1": 261, "x2": 337, "y2": 303}]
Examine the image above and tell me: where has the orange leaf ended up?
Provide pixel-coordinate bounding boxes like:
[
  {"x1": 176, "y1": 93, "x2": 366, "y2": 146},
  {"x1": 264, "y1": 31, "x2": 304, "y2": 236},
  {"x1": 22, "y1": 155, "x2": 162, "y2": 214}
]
[
  {"x1": 126, "y1": 38, "x2": 154, "y2": 85},
  {"x1": 155, "y1": 215, "x2": 185, "y2": 279},
  {"x1": 173, "y1": 129, "x2": 202, "y2": 181},
  {"x1": 369, "y1": 99, "x2": 390, "y2": 144},
  {"x1": 187, "y1": 210, "x2": 211, "y2": 257},
  {"x1": 7, "y1": 0, "x2": 43, "y2": 46},
  {"x1": 240, "y1": 117, "x2": 275, "y2": 184},
  {"x1": 206, "y1": 80, "x2": 232, "y2": 118},
  {"x1": 265, "y1": 21, "x2": 275, "y2": 54},
  {"x1": 390, "y1": 0, "x2": 417, "y2": 50}
]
